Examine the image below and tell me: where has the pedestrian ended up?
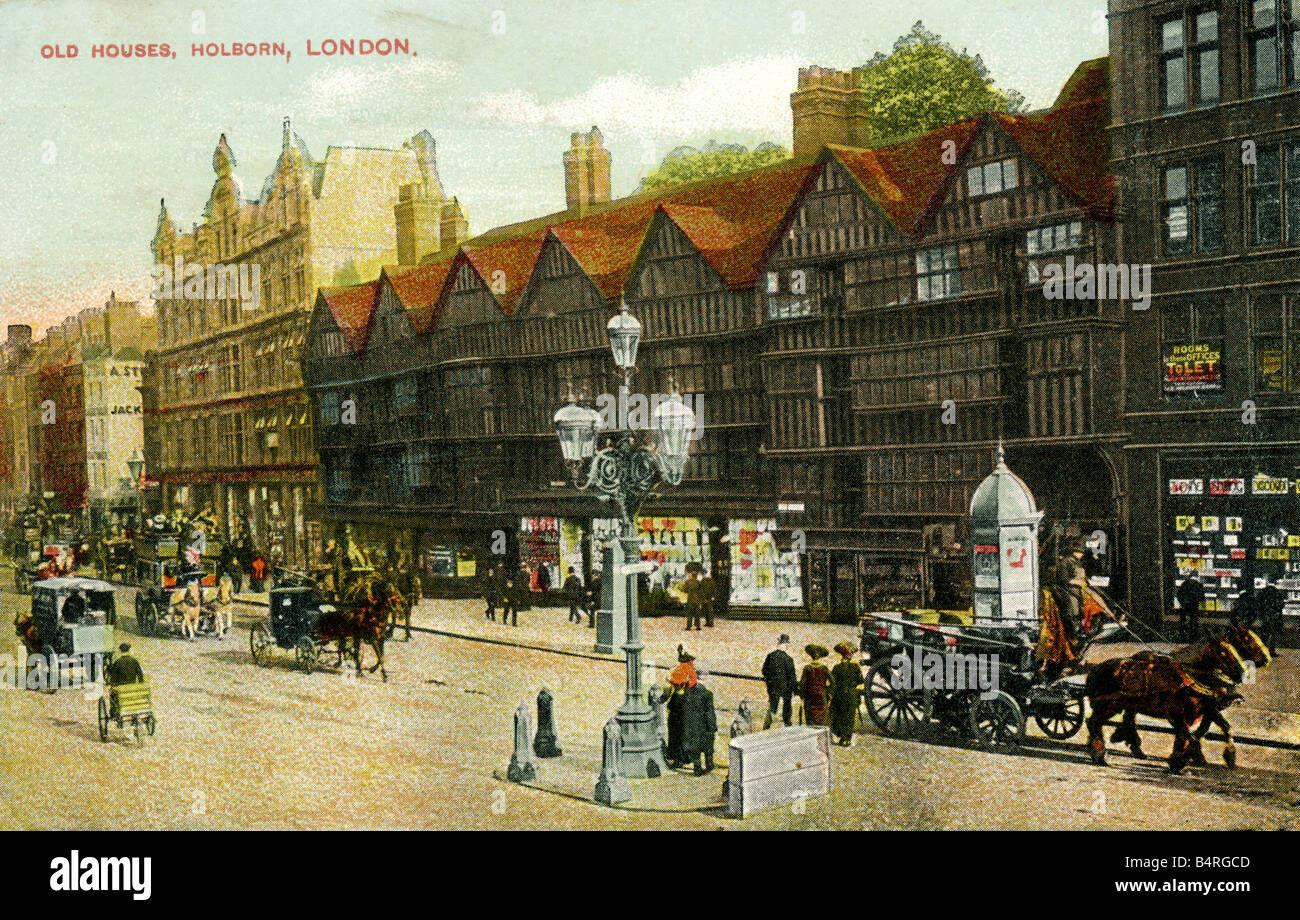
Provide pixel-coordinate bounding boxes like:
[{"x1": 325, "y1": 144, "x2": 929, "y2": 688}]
[
  {"x1": 219, "y1": 541, "x2": 238, "y2": 591},
  {"x1": 563, "y1": 566, "x2": 584, "y2": 624},
  {"x1": 829, "y1": 642, "x2": 863, "y2": 746},
  {"x1": 682, "y1": 565, "x2": 703, "y2": 631},
  {"x1": 1250, "y1": 583, "x2": 1285, "y2": 656},
  {"x1": 699, "y1": 565, "x2": 717, "y2": 628},
  {"x1": 250, "y1": 552, "x2": 268, "y2": 592},
  {"x1": 761, "y1": 634, "x2": 798, "y2": 729},
  {"x1": 681, "y1": 671, "x2": 718, "y2": 776},
  {"x1": 1176, "y1": 573, "x2": 1205, "y2": 641},
  {"x1": 585, "y1": 571, "x2": 602, "y2": 628},
  {"x1": 663, "y1": 645, "x2": 698, "y2": 768},
  {"x1": 483, "y1": 564, "x2": 501, "y2": 621},
  {"x1": 799, "y1": 644, "x2": 832, "y2": 727},
  {"x1": 504, "y1": 563, "x2": 531, "y2": 627}
]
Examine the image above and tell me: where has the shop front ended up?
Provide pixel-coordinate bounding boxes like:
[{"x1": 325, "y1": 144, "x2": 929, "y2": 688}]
[{"x1": 1162, "y1": 455, "x2": 1300, "y2": 622}]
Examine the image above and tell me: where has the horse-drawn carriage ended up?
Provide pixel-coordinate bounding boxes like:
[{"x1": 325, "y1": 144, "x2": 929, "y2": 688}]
[
  {"x1": 132, "y1": 538, "x2": 220, "y2": 638},
  {"x1": 250, "y1": 577, "x2": 401, "y2": 680},
  {"x1": 97, "y1": 537, "x2": 137, "y2": 584},
  {"x1": 861, "y1": 608, "x2": 1120, "y2": 748},
  {"x1": 15, "y1": 578, "x2": 118, "y2": 687}
]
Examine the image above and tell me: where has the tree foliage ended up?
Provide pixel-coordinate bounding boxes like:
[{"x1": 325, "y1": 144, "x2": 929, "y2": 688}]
[
  {"x1": 859, "y1": 21, "x2": 1027, "y2": 145},
  {"x1": 640, "y1": 142, "x2": 789, "y2": 192}
]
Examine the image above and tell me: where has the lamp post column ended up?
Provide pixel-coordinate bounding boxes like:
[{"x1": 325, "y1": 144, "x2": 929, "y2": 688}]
[{"x1": 614, "y1": 521, "x2": 664, "y2": 778}]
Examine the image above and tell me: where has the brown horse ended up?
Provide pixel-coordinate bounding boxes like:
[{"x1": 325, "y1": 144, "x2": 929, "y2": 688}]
[
  {"x1": 320, "y1": 576, "x2": 403, "y2": 683},
  {"x1": 1109, "y1": 625, "x2": 1270, "y2": 768},
  {"x1": 1085, "y1": 629, "x2": 1255, "y2": 773}
]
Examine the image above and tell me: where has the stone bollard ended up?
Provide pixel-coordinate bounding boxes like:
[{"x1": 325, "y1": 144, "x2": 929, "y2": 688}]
[
  {"x1": 533, "y1": 688, "x2": 562, "y2": 758},
  {"x1": 730, "y1": 699, "x2": 753, "y2": 739},
  {"x1": 594, "y1": 718, "x2": 631, "y2": 805},
  {"x1": 507, "y1": 704, "x2": 537, "y2": 783}
]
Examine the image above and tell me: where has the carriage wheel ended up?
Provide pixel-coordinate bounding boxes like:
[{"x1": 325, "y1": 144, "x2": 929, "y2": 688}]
[
  {"x1": 969, "y1": 692, "x2": 1026, "y2": 749},
  {"x1": 132, "y1": 717, "x2": 144, "y2": 743},
  {"x1": 97, "y1": 697, "x2": 109, "y2": 743},
  {"x1": 1033, "y1": 695, "x2": 1085, "y2": 740},
  {"x1": 864, "y1": 661, "x2": 926, "y2": 738},
  {"x1": 145, "y1": 714, "x2": 156, "y2": 737},
  {"x1": 295, "y1": 636, "x2": 318, "y2": 674},
  {"x1": 250, "y1": 623, "x2": 273, "y2": 665}
]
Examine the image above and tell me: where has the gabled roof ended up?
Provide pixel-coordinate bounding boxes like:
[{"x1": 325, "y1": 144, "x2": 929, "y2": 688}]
[
  {"x1": 827, "y1": 118, "x2": 983, "y2": 236},
  {"x1": 1053, "y1": 57, "x2": 1110, "y2": 110},
  {"x1": 317, "y1": 281, "x2": 380, "y2": 354},
  {"x1": 381, "y1": 256, "x2": 458, "y2": 335},
  {"x1": 458, "y1": 229, "x2": 550, "y2": 315},
  {"x1": 995, "y1": 99, "x2": 1114, "y2": 218}
]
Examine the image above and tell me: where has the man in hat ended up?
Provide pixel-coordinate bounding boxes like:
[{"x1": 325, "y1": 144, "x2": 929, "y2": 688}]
[
  {"x1": 1052, "y1": 538, "x2": 1088, "y2": 642},
  {"x1": 105, "y1": 642, "x2": 145, "y2": 687},
  {"x1": 761, "y1": 634, "x2": 798, "y2": 728},
  {"x1": 682, "y1": 565, "x2": 704, "y2": 631},
  {"x1": 681, "y1": 669, "x2": 718, "y2": 776},
  {"x1": 699, "y1": 565, "x2": 718, "y2": 628},
  {"x1": 563, "y1": 566, "x2": 584, "y2": 624}
]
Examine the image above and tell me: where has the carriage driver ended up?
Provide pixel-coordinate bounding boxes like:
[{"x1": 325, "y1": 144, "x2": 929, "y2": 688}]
[{"x1": 1052, "y1": 537, "x2": 1088, "y2": 642}]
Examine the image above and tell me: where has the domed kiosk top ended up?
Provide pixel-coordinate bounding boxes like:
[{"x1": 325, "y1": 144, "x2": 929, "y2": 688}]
[{"x1": 970, "y1": 442, "x2": 1039, "y2": 525}]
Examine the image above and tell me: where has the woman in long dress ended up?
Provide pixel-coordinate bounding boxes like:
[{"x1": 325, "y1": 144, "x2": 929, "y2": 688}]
[
  {"x1": 829, "y1": 642, "x2": 863, "y2": 745},
  {"x1": 799, "y1": 644, "x2": 832, "y2": 727}
]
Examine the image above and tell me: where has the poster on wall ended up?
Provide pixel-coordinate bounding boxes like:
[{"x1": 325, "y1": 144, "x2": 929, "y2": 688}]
[
  {"x1": 729, "y1": 518, "x2": 803, "y2": 607},
  {"x1": 1163, "y1": 342, "x2": 1222, "y2": 394}
]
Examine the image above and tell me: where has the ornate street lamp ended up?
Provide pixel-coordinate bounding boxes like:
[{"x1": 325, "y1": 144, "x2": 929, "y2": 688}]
[
  {"x1": 127, "y1": 450, "x2": 144, "y2": 534},
  {"x1": 554, "y1": 302, "x2": 696, "y2": 786}
]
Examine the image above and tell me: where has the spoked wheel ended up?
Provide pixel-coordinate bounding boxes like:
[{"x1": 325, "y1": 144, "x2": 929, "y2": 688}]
[
  {"x1": 295, "y1": 636, "x2": 318, "y2": 674},
  {"x1": 969, "y1": 692, "x2": 1026, "y2": 749},
  {"x1": 97, "y1": 697, "x2": 109, "y2": 743},
  {"x1": 864, "y1": 661, "x2": 926, "y2": 738},
  {"x1": 1033, "y1": 695, "x2": 1085, "y2": 740},
  {"x1": 133, "y1": 717, "x2": 144, "y2": 743},
  {"x1": 145, "y1": 714, "x2": 157, "y2": 737},
  {"x1": 250, "y1": 623, "x2": 274, "y2": 665}
]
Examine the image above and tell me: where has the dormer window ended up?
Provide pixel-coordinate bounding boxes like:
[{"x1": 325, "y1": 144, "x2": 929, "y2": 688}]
[{"x1": 966, "y1": 159, "x2": 1018, "y2": 198}]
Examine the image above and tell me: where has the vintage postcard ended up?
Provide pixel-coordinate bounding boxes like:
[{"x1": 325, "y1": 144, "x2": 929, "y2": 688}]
[{"x1": 0, "y1": 0, "x2": 1296, "y2": 884}]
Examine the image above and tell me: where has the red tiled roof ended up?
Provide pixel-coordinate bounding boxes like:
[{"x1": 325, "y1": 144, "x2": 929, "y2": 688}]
[
  {"x1": 995, "y1": 97, "x2": 1115, "y2": 217},
  {"x1": 459, "y1": 230, "x2": 549, "y2": 315},
  {"x1": 382, "y1": 256, "x2": 457, "y2": 334},
  {"x1": 828, "y1": 118, "x2": 983, "y2": 236},
  {"x1": 318, "y1": 281, "x2": 379, "y2": 354},
  {"x1": 1053, "y1": 57, "x2": 1110, "y2": 110}
]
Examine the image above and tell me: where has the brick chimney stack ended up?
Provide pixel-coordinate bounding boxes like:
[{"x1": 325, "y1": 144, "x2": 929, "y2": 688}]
[
  {"x1": 790, "y1": 66, "x2": 872, "y2": 158},
  {"x1": 394, "y1": 182, "x2": 441, "y2": 266},
  {"x1": 564, "y1": 126, "x2": 611, "y2": 215}
]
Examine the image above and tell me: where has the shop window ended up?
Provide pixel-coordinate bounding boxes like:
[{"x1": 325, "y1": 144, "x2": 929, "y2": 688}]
[{"x1": 1252, "y1": 295, "x2": 1300, "y2": 392}]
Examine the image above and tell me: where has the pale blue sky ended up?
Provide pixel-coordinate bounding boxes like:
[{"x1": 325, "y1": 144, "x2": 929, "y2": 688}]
[{"x1": 0, "y1": 0, "x2": 1107, "y2": 334}]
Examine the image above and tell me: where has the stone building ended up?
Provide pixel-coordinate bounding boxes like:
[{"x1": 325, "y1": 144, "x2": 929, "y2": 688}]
[
  {"x1": 1110, "y1": 0, "x2": 1300, "y2": 620},
  {"x1": 149, "y1": 119, "x2": 467, "y2": 566}
]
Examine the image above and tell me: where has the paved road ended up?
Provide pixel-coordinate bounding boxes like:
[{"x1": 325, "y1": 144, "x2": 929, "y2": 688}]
[{"x1": 1, "y1": 581, "x2": 1297, "y2": 830}]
